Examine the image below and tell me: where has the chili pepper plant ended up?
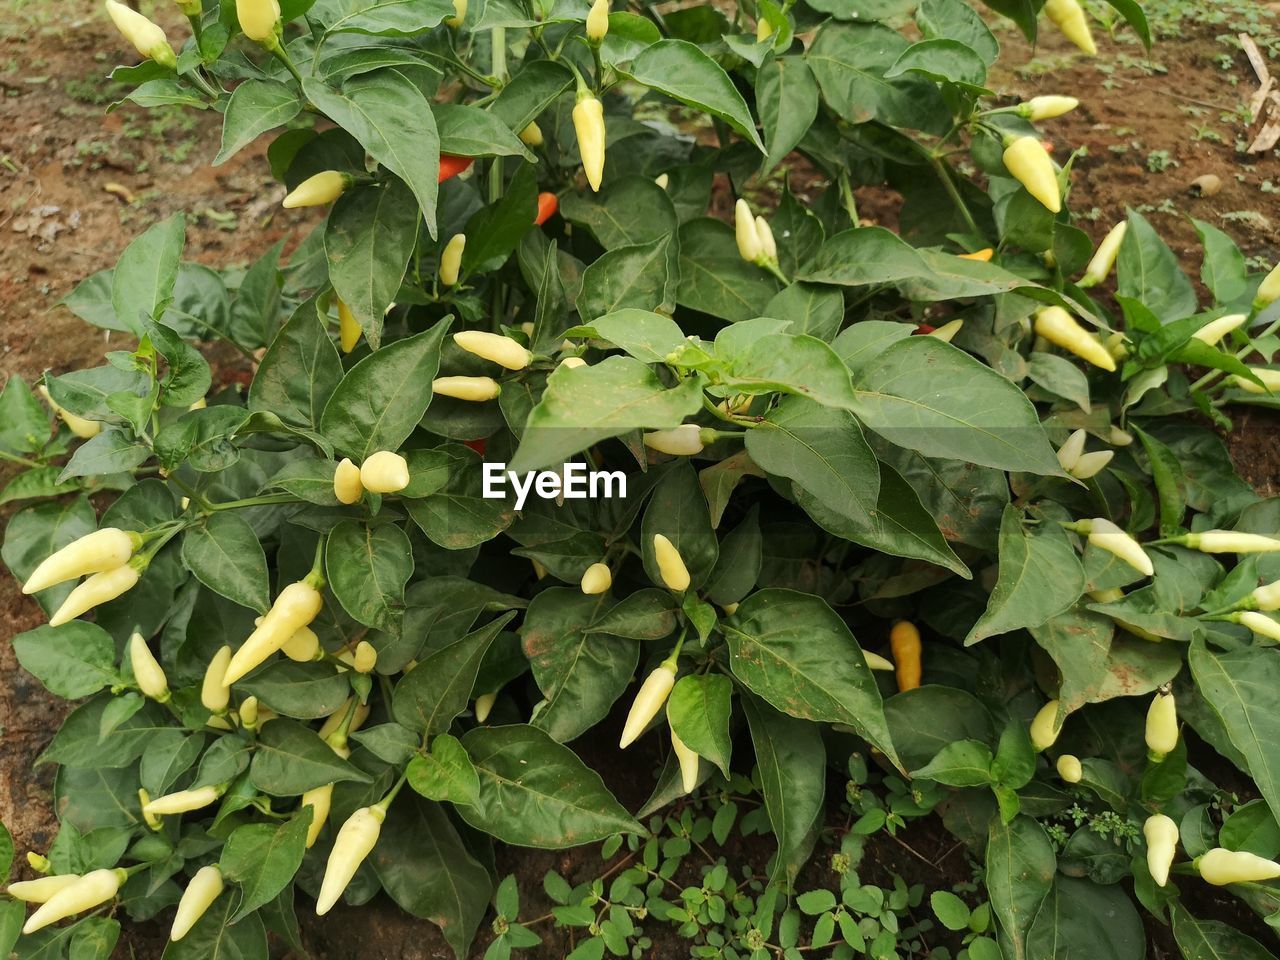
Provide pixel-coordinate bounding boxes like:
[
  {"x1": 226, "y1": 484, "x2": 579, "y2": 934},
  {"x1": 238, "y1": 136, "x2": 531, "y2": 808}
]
[{"x1": 4, "y1": 0, "x2": 1280, "y2": 957}]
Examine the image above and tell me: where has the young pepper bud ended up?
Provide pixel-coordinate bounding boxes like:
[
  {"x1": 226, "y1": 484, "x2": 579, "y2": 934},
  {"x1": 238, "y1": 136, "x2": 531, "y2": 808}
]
[
  {"x1": 22, "y1": 527, "x2": 138, "y2": 595},
  {"x1": 474, "y1": 692, "x2": 498, "y2": 723},
  {"x1": 26, "y1": 853, "x2": 51, "y2": 874},
  {"x1": 1079, "y1": 221, "x2": 1127, "y2": 288},
  {"x1": 432, "y1": 376, "x2": 501, "y2": 401},
  {"x1": 1183, "y1": 530, "x2": 1280, "y2": 554},
  {"x1": 104, "y1": 0, "x2": 177, "y2": 69},
  {"x1": 7, "y1": 874, "x2": 81, "y2": 904},
  {"x1": 130, "y1": 632, "x2": 170, "y2": 703},
  {"x1": 643, "y1": 424, "x2": 705, "y2": 457},
  {"x1": 519, "y1": 121, "x2": 544, "y2": 148},
  {"x1": 360, "y1": 451, "x2": 410, "y2": 494},
  {"x1": 337, "y1": 300, "x2": 361, "y2": 354},
  {"x1": 1192, "y1": 313, "x2": 1247, "y2": 346},
  {"x1": 670, "y1": 724, "x2": 699, "y2": 794},
  {"x1": 302, "y1": 783, "x2": 333, "y2": 849},
  {"x1": 333, "y1": 458, "x2": 363, "y2": 505},
  {"x1": 37, "y1": 384, "x2": 100, "y2": 439},
  {"x1": 223, "y1": 580, "x2": 325, "y2": 685},
  {"x1": 734, "y1": 199, "x2": 763, "y2": 263},
  {"x1": 1070, "y1": 450, "x2": 1113, "y2": 480},
  {"x1": 282, "y1": 625, "x2": 322, "y2": 662},
  {"x1": 445, "y1": 0, "x2": 466, "y2": 27},
  {"x1": 316, "y1": 805, "x2": 386, "y2": 915},
  {"x1": 652, "y1": 534, "x2": 691, "y2": 592},
  {"x1": 756, "y1": 17, "x2": 774, "y2": 42},
  {"x1": 439, "y1": 234, "x2": 466, "y2": 287},
  {"x1": 49, "y1": 562, "x2": 142, "y2": 626},
  {"x1": 145, "y1": 784, "x2": 223, "y2": 817},
  {"x1": 453, "y1": 331, "x2": 532, "y2": 371},
  {"x1": 350, "y1": 640, "x2": 377, "y2": 674},
  {"x1": 317, "y1": 697, "x2": 371, "y2": 742},
  {"x1": 928, "y1": 319, "x2": 964, "y2": 343},
  {"x1": 573, "y1": 94, "x2": 607, "y2": 192},
  {"x1": 171, "y1": 865, "x2": 224, "y2": 941},
  {"x1": 581, "y1": 562, "x2": 612, "y2": 595},
  {"x1": 620, "y1": 661, "x2": 678, "y2": 748},
  {"x1": 862, "y1": 650, "x2": 895, "y2": 672},
  {"x1": 1003, "y1": 136, "x2": 1062, "y2": 213},
  {"x1": 202, "y1": 646, "x2": 233, "y2": 713},
  {"x1": 23, "y1": 868, "x2": 127, "y2": 935},
  {"x1": 283, "y1": 171, "x2": 351, "y2": 209},
  {"x1": 1144, "y1": 814, "x2": 1179, "y2": 887},
  {"x1": 1056, "y1": 754, "x2": 1083, "y2": 783},
  {"x1": 239, "y1": 696, "x2": 260, "y2": 729},
  {"x1": 889, "y1": 621, "x2": 922, "y2": 692},
  {"x1": 1146, "y1": 689, "x2": 1178, "y2": 760},
  {"x1": 1075, "y1": 517, "x2": 1154, "y2": 576},
  {"x1": 1196, "y1": 848, "x2": 1280, "y2": 886},
  {"x1": 585, "y1": 0, "x2": 609, "y2": 42},
  {"x1": 1043, "y1": 0, "x2": 1096, "y2": 54},
  {"x1": 1029, "y1": 699, "x2": 1062, "y2": 752},
  {"x1": 1034, "y1": 307, "x2": 1116, "y2": 372},
  {"x1": 236, "y1": 0, "x2": 281, "y2": 42},
  {"x1": 1020, "y1": 95, "x2": 1079, "y2": 120}
]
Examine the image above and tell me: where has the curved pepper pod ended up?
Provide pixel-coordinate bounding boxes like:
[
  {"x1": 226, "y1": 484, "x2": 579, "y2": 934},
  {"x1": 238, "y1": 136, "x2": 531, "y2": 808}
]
[
  {"x1": 453, "y1": 331, "x2": 532, "y2": 371},
  {"x1": 360, "y1": 451, "x2": 411, "y2": 494},
  {"x1": 439, "y1": 234, "x2": 466, "y2": 286},
  {"x1": 1034, "y1": 307, "x2": 1115, "y2": 372},
  {"x1": 581, "y1": 562, "x2": 612, "y2": 596},
  {"x1": 316, "y1": 806, "x2": 386, "y2": 915},
  {"x1": 223, "y1": 580, "x2": 324, "y2": 685},
  {"x1": 49, "y1": 563, "x2": 141, "y2": 627},
  {"x1": 201, "y1": 646, "x2": 233, "y2": 713},
  {"x1": 1043, "y1": 0, "x2": 1096, "y2": 54},
  {"x1": 1056, "y1": 754, "x2": 1083, "y2": 783},
  {"x1": 283, "y1": 171, "x2": 350, "y2": 209},
  {"x1": 1029, "y1": 699, "x2": 1062, "y2": 752},
  {"x1": 1197, "y1": 848, "x2": 1280, "y2": 886},
  {"x1": 23, "y1": 526, "x2": 138, "y2": 595},
  {"x1": 1192, "y1": 313, "x2": 1247, "y2": 346},
  {"x1": 755, "y1": 216, "x2": 777, "y2": 262},
  {"x1": 302, "y1": 783, "x2": 334, "y2": 849},
  {"x1": 438, "y1": 153, "x2": 473, "y2": 181},
  {"x1": 1078, "y1": 517, "x2": 1153, "y2": 576},
  {"x1": 889, "y1": 621, "x2": 922, "y2": 692},
  {"x1": 145, "y1": 785, "x2": 222, "y2": 817},
  {"x1": 24, "y1": 868, "x2": 126, "y2": 934},
  {"x1": 236, "y1": 0, "x2": 281, "y2": 42},
  {"x1": 130, "y1": 632, "x2": 170, "y2": 703},
  {"x1": 573, "y1": 97, "x2": 606, "y2": 192},
  {"x1": 104, "y1": 0, "x2": 176, "y2": 68},
  {"x1": 1146, "y1": 690, "x2": 1178, "y2": 760},
  {"x1": 171, "y1": 865, "x2": 224, "y2": 941},
  {"x1": 336, "y1": 300, "x2": 361, "y2": 354},
  {"x1": 38, "y1": 384, "x2": 101, "y2": 439},
  {"x1": 7, "y1": 874, "x2": 81, "y2": 903},
  {"x1": 619, "y1": 662, "x2": 677, "y2": 748},
  {"x1": 670, "y1": 724, "x2": 700, "y2": 795},
  {"x1": 445, "y1": 0, "x2": 466, "y2": 27},
  {"x1": 652, "y1": 534, "x2": 691, "y2": 592},
  {"x1": 1079, "y1": 222, "x2": 1127, "y2": 287},
  {"x1": 317, "y1": 697, "x2": 371, "y2": 742},
  {"x1": 643, "y1": 424, "x2": 705, "y2": 457},
  {"x1": 333, "y1": 458, "x2": 363, "y2": 505},
  {"x1": 1003, "y1": 136, "x2": 1061, "y2": 213},
  {"x1": 1144, "y1": 814, "x2": 1179, "y2": 887},
  {"x1": 432, "y1": 376, "x2": 501, "y2": 401}
]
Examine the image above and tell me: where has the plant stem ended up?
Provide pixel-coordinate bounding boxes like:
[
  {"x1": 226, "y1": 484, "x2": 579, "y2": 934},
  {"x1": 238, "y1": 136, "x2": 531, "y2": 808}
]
[
  {"x1": 0, "y1": 449, "x2": 42, "y2": 468},
  {"x1": 489, "y1": 26, "x2": 508, "y2": 326},
  {"x1": 929, "y1": 153, "x2": 982, "y2": 238},
  {"x1": 207, "y1": 493, "x2": 301, "y2": 512}
]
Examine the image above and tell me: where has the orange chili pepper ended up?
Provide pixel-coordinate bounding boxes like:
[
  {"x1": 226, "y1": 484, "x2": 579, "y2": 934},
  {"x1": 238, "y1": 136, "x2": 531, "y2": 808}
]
[
  {"x1": 535, "y1": 191, "x2": 558, "y2": 226},
  {"x1": 438, "y1": 154, "x2": 474, "y2": 183},
  {"x1": 958, "y1": 248, "x2": 994, "y2": 262}
]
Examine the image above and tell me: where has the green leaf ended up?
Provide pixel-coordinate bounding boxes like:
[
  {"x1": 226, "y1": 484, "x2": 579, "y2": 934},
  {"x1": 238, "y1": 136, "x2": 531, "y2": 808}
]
[
  {"x1": 1171, "y1": 901, "x2": 1280, "y2": 960},
  {"x1": 2, "y1": 497, "x2": 97, "y2": 615},
  {"x1": 1024, "y1": 876, "x2": 1144, "y2": 960},
  {"x1": 886, "y1": 686, "x2": 995, "y2": 770},
  {"x1": 152, "y1": 406, "x2": 248, "y2": 473},
  {"x1": 237, "y1": 661, "x2": 352, "y2": 720},
  {"x1": 111, "y1": 213, "x2": 185, "y2": 334},
  {"x1": 160, "y1": 889, "x2": 268, "y2": 960},
  {"x1": 181, "y1": 512, "x2": 270, "y2": 613},
  {"x1": 667, "y1": 674, "x2": 734, "y2": 778},
  {"x1": 303, "y1": 70, "x2": 440, "y2": 238},
  {"x1": 248, "y1": 298, "x2": 344, "y2": 430},
  {"x1": 1026, "y1": 352, "x2": 1090, "y2": 414},
  {"x1": 325, "y1": 178, "x2": 420, "y2": 349},
  {"x1": 966, "y1": 506, "x2": 1084, "y2": 644},
  {"x1": 986, "y1": 816, "x2": 1055, "y2": 960},
  {"x1": 326, "y1": 519, "x2": 414, "y2": 630},
  {"x1": 406, "y1": 734, "x2": 480, "y2": 805},
  {"x1": 0, "y1": 375, "x2": 51, "y2": 455},
  {"x1": 566, "y1": 309, "x2": 686, "y2": 364},
  {"x1": 41, "y1": 696, "x2": 167, "y2": 768},
  {"x1": 808, "y1": 22, "x2": 944, "y2": 131},
  {"x1": 0, "y1": 819, "x2": 11, "y2": 882},
  {"x1": 0, "y1": 900, "x2": 22, "y2": 957},
  {"x1": 487, "y1": 59, "x2": 574, "y2": 132},
  {"x1": 61, "y1": 269, "x2": 119, "y2": 332},
  {"x1": 917, "y1": 0, "x2": 999, "y2": 64},
  {"x1": 320, "y1": 318, "x2": 450, "y2": 460},
  {"x1": 405, "y1": 445, "x2": 515, "y2": 550},
  {"x1": 560, "y1": 176, "x2": 677, "y2": 250},
  {"x1": 214, "y1": 79, "x2": 301, "y2": 166},
  {"x1": 932, "y1": 890, "x2": 973, "y2": 931},
  {"x1": 458, "y1": 725, "x2": 641, "y2": 847},
  {"x1": 59, "y1": 429, "x2": 150, "y2": 482},
  {"x1": 249, "y1": 718, "x2": 372, "y2": 795},
  {"x1": 576, "y1": 234, "x2": 676, "y2": 323},
  {"x1": 460, "y1": 162, "x2": 538, "y2": 273},
  {"x1": 1192, "y1": 218, "x2": 1249, "y2": 305},
  {"x1": 886, "y1": 38, "x2": 988, "y2": 90},
  {"x1": 724, "y1": 589, "x2": 898, "y2": 767},
  {"x1": 313, "y1": 0, "x2": 455, "y2": 36},
  {"x1": 509, "y1": 356, "x2": 704, "y2": 473},
  {"x1": 1117, "y1": 209, "x2": 1198, "y2": 323},
  {"x1": 757, "y1": 57, "x2": 820, "y2": 173},
  {"x1": 623, "y1": 40, "x2": 763, "y2": 151},
  {"x1": 12, "y1": 623, "x2": 118, "y2": 699},
  {"x1": 393, "y1": 613, "x2": 514, "y2": 734},
  {"x1": 915, "y1": 740, "x2": 994, "y2": 786},
  {"x1": 675, "y1": 219, "x2": 778, "y2": 322},
  {"x1": 219, "y1": 812, "x2": 311, "y2": 922}
]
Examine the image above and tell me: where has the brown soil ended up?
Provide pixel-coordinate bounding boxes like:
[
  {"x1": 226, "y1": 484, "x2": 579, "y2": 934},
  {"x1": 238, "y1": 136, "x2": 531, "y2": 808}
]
[{"x1": 1, "y1": 4, "x2": 1280, "y2": 959}]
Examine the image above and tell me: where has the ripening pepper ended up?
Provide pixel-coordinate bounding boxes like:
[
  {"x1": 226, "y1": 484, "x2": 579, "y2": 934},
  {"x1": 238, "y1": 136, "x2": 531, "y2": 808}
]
[
  {"x1": 1003, "y1": 136, "x2": 1061, "y2": 213},
  {"x1": 350, "y1": 640, "x2": 377, "y2": 674},
  {"x1": 1144, "y1": 814, "x2": 1179, "y2": 887},
  {"x1": 23, "y1": 868, "x2": 126, "y2": 935},
  {"x1": 333, "y1": 457, "x2": 362, "y2": 505},
  {"x1": 454, "y1": 331, "x2": 532, "y2": 371},
  {"x1": 37, "y1": 385, "x2": 101, "y2": 439},
  {"x1": 282, "y1": 625, "x2": 322, "y2": 662},
  {"x1": 1072, "y1": 451, "x2": 1113, "y2": 480},
  {"x1": 23, "y1": 527, "x2": 138, "y2": 595},
  {"x1": 439, "y1": 234, "x2": 465, "y2": 287},
  {"x1": 171, "y1": 866, "x2": 224, "y2": 942},
  {"x1": 1079, "y1": 221, "x2": 1127, "y2": 288},
  {"x1": 1184, "y1": 530, "x2": 1280, "y2": 554},
  {"x1": 337, "y1": 300, "x2": 361, "y2": 354},
  {"x1": 360, "y1": 451, "x2": 410, "y2": 494},
  {"x1": 735, "y1": 199, "x2": 763, "y2": 263},
  {"x1": 573, "y1": 95, "x2": 606, "y2": 192},
  {"x1": 1197, "y1": 848, "x2": 1280, "y2": 886},
  {"x1": 643, "y1": 424, "x2": 705, "y2": 457},
  {"x1": 145, "y1": 784, "x2": 223, "y2": 817},
  {"x1": 1020, "y1": 95, "x2": 1079, "y2": 120},
  {"x1": 889, "y1": 621, "x2": 922, "y2": 692},
  {"x1": 1146, "y1": 689, "x2": 1178, "y2": 760},
  {"x1": 519, "y1": 121, "x2": 544, "y2": 148},
  {"x1": 130, "y1": 632, "x2": 170, "y2": 703},
  {"x1": 1231, "y1": 368, "x2": 1280, "y2": 394},
  {"x1": 755, "y1": 216, "x2": 777, "y2": 263},
  {"x1": 670, "y1": 724, "x2": 699, "y2": 794},
  {"x1": 1034, "y1": 307, "x2": 1116, "y2": 372},
  {"x1": 1077, "y1": 517, "x2": 1154, "y2": 576},
  {"x1": 139, "y1": 788, "x2": 163, "y2": 830},
  {"x1": 432, "y1": 376, "x2": 501, "y2": 401},
  {"x1": 7, "y1": 874, "x2": 81, "y2": 903},
  {"x1": 26, "y1": 852, "x2": 50, "y2": 874},
  {"x1": 1056, "y1": 754, "x2": 1083, "y2": 783},
  {"x1": 104, "y1": 0, "x2": 176, "y2": 69},
  {"x1": 1030, "y1": 699, "x2": 1062, "y2": 751},
  {"x1": 446, "y1": 0, "x2": 466, "y2": 27},
  {"x1": 1193, "y1": 313, "x2": 1247, "y2": 345},
  {"x1": 302, "y1": 783, "x2": 333, "y2": 848},
  {"x1": 438, "y1": 154, "x2": 473, "y2": 182},
  {"x1": 929, "y1": 319, "x2": 963, "y2": 343},
  {"x1": 474, "y1": 692, "x2": 498, "y2": 723},
  {"x1": 1255, "y1": 262, "x2": 1280, "y2": 311},
  {"x1": 581, "y1": 562, "x2": 612, "y2": 595},
  {"x1": 1043, "y1": 0, "x2": 1096, "y2": 55},
  {"x1": 653, "y1": 534, "x2": 691, "y2": 592},
  {"x1": 49, "y1": 562, "x2": 142, "y2": 627},
  {"x1": 535, "y1": 191, "x2": 558, "y2": 226},
  {"x1": 202, "y1": 646, "x2": 232, "y2": 713},
  {"x1": 1249, "y1": 580, "x2": 1280, "y2": 612},
  {"x1": 1238, "y1": 612, "x2": 1280, "y2": 643},
  {"x1": 223, "y1": 580, "x2": 325, "y2": 685},
  {"x1": 1056, "y1": 429, "x2": 1087, "y2": 473},
  {"x1": 586, "y1": 0, "x2": 609, "y2": 42},
  {"x1": 236, "y1": 0, "x2": 280, "y2": 42},
  {"x1": 283, "y1": 171, "x2": 350, "y2": 209},
  {"x1": 620, "y1": 660, "x2": 677, "y2": 748},
  {"x1": 316, "y1": 805, "x2": 386, "y2": 915}
]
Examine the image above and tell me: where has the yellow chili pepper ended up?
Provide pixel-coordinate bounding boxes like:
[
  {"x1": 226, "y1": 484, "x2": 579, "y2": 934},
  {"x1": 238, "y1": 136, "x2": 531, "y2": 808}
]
[
  {"x1": 171, "y1": 865, "x2": 224, "y2": 942},
  {"x1": 223, "y1": 580, "x2": 325, "y2": 685},
  {"x1": 333, "y1": 457, "x2": 363, "y2": 505},
  {"x1": 49, "y1": 562, "x2": 142, "y2": 627},
  {"x1": 38, "y1": 384, "x2": 102, "y2": 440},
  {"x1": 23, "y1": 868, "x2": 127, "y2": 934},
  {"x1": 1043, "y1": 0, "x2": 1097, "y2": 55},
  {"x1": 283, "y1": 171, "x2": 350, "y2": 209},
  {"x1": 439, "y1": 234, "x2": 466, "y2": 287},
  {"x1": 1003, "y1": 136, "x2": 1061, "y2": 213},
  {"x1": 581, "y1": 562, "x2": 612, "y2": 595},
  {"x1": 130, "y1": 632, "x2": 170, "y2": 703},
  {"x1": 104, "y1": 0, "x2": 176, "y2": 69},
  {"x1": 360, "y1": 451, "x2": 410, "y2": 494},
  {"x1": 1144, "y1": 814, "x2": 1178, "y2": 887},
  {"x1": 453, "y1": 331, "x2": 532, "y2": 371},
  {"x1": 22, "y1": 527, "x2": 138, "y2": 595},
  {"x1": 573, "y1": 95, "x2": 606, "y2": 192},
  {"x1": 236, "y1": 0, "x2": 281, "y2": 42},
  {"x1": 889, "y1": 621, "x2": 922, "y2": 692},
  {"x1": 1145, "y1": 689, "x2": 1178, "y2": 760},
  {"x1": 432, "y1": 376, "x2": 501, "y2": 401},
  {"x1": 1079, "y1": 222, "x2": 1127, "y2": 288},
  {"x1": 619, "y1": 661, "x2": 677, "y2": 748},
  {"x1": 1029, "y1": 699, "x2": 1062, "y2": 751},
  {"x1": 643, "y1": 424, "x2": 706, "y2": 457},
  {"x1": 1034, "y1": 306, "x2": 1116, "y2": 372},
  {"x1": 653, "y1": 535, "x2": 691, "y2": 592},
  {"x1": 671, "y1": 724, "x2": 699, "y2": 794},
  {"x1": 316, "y1": 806, "x2": 386, "y2": 915}
]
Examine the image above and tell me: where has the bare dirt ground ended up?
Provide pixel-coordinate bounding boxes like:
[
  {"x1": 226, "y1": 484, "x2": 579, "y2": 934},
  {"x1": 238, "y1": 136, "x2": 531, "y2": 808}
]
[{"x1": 0, "y1": 1, "x2": 1278, "y2": 957}]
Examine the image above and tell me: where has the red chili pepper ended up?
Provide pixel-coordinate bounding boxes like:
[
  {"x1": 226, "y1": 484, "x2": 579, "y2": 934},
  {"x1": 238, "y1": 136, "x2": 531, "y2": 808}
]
[
  {"x1": 438, "y1": 155, "x2": 474, "y2": 183},
  {"x1": 913, "y1": 323, "x2": 936, "y2": 335},
  {"x1": 535, "y1": 192, "x2": 558, "y2": 226},
  {"x1": 463, "y1": 437, "x2": 487, "y2": 456}
]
